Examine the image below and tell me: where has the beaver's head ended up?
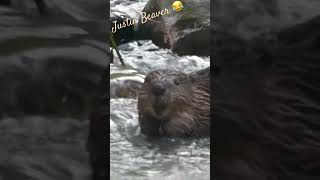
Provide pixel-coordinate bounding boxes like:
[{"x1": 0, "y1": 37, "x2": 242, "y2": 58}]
[{"x1": 138, "y1": 69, "x2": 194, "y2": 136}]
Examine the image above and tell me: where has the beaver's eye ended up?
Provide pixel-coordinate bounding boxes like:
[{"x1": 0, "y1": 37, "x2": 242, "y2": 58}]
[{"x1": 174, "y1": 79, "x2": 180, "y2": 85}]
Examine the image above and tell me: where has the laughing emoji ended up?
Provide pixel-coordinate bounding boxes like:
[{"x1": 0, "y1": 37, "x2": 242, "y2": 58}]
[{"x1": 172, "y1": 1, "x2": 183, "y2": 12}]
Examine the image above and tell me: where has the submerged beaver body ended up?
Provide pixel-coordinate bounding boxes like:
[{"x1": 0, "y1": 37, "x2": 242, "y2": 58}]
[{"x1": 137, "y1": 67, "x2": 210, "y2": 137}]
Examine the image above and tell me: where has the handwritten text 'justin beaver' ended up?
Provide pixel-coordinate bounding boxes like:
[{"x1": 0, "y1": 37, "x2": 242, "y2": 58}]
[{"x1": 112, "y1": 8, "x2": 170, "y2": 34}]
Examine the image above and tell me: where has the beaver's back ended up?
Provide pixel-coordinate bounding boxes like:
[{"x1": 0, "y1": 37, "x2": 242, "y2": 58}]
[{"x1": 189, "y1": 67, "x2": 210, "y2": 136}]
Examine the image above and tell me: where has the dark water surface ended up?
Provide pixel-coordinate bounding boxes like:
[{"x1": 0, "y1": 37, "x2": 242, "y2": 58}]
[
  {"x1": 0, "y1": 1, "x2": 107, "y2": 180},
  {"x1": 0, "y1": 117, "x2": 91, "y2": 180}
]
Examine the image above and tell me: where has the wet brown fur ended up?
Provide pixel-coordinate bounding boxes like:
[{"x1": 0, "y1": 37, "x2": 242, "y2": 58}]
[{"x1": 138, "y1": 68, "x2": 210, "y2": 137}]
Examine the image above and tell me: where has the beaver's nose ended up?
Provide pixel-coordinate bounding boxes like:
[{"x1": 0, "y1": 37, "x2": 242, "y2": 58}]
[{"x1": 151, "y1": 83, "x2": 166, "y2": 96}]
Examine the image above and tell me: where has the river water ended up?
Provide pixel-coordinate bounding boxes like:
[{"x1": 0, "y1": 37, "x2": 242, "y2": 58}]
[
  {"x1": 0, "y1": 2, "x2": 107, "y2": 180},
  {"x1": 110, "y1": 1, "x2": 210, "y2": 179}
]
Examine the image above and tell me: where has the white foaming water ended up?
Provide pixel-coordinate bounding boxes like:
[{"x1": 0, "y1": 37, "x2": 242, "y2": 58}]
[
  {"x1": 113, "y1": 40, "x2": 210, "y2": 74},
  {"x1": 111, "y1": 0, "x2": 148, "y2": 19}
]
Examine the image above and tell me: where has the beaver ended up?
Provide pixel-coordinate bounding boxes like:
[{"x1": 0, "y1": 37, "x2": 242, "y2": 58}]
[{"x1": 137, "y1": 67, "x2": 210, "y2": 137}]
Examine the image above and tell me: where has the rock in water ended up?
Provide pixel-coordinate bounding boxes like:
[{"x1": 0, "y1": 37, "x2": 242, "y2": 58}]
[{"x1": 138, "y1": 0, "x2": 210, "y2": 56}]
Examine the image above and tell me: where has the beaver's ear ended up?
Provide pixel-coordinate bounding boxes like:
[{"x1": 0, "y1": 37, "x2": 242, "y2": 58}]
[{"x1": 144, "y1": 76, "x2": 151, "y2": 83}]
